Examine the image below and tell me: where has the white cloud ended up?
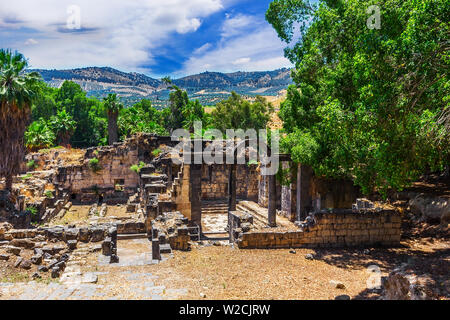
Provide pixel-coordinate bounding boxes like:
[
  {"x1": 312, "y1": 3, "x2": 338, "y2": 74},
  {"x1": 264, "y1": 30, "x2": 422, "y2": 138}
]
[
  {"x1": 24, "y1": 38, "x2": 38, "y2": 45},
  {"x1": 181, "y1": 19, "x2": 293, "y2": 75},
  {"x1": 0, "y1": 0, "x2": 223, "y2": 71},
  {"x1": 232, "y1": 57, "x2": 251, "y2": 65},
  {"x1": 221, "y1": 14, "x2": 256, "y2": 38}
]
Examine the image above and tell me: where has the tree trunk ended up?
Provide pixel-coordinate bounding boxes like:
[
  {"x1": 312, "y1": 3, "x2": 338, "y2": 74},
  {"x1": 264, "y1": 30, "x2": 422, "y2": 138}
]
[
  {"x1": 5, "y1": 175, "x2": 12, "y2": 193},
  {"x1": 108, "y1": 111, "x2": 119, "y2": 145}
]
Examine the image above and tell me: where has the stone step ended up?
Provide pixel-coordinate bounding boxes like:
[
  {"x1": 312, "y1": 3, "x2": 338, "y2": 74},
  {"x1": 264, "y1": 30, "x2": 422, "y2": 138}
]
[
  {"x1": 144, "y1": 184, "x2": 167, "y2": 194},
  {"x1": 159, "y1": 244, "x2": 172, "y2": 254},
  {"x1": 140, "y1": 165, "x2": 155, "y2": 175},
  {"x1": 237, "y1": 204, "x2": 267, "y2": 228},
  {"x1": 117, "y1": 233, "x2": 148, "y2": 240}
]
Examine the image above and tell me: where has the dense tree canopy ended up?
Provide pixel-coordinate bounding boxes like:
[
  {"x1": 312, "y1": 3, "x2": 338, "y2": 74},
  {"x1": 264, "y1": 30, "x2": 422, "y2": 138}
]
[{"x1": 267, "y1": 0, "x2": 449, "y2": 194}]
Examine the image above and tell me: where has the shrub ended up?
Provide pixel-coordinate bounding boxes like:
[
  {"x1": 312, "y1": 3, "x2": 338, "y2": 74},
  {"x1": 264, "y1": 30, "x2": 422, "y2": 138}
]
[
  {"x1": 26, "y1": 206, "x2": 38, "y2": 216},
  {"x1": 44, "y1": 190, "x2": 54, "y2": 199},
  {"x1": 89, "y1": 158, "x2": 101, "y2": 172},
  {"x1": 130, "y1": 161, "x2": 146, "y2": 174},
  {"x1": 26, "y1": 160, "x2": 38, "y2": 170},
  {"x1": 152, "y1": 148, "x2": 162, "y2": 157}
]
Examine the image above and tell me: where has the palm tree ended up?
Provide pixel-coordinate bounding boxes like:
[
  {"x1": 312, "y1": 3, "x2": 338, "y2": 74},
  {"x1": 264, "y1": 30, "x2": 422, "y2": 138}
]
[
  {"x1": 25, "y1": 119, "x2": 55, "y2": 152},
  {"x1": 0, "y1": 49, "x2": 40, "y2": 192},
  {"x1": 49, "y1": 108, "x2": 76, "y2": 147},
  {"x1": 103, "y1": 93, "x2": 123, "y2": 145}
]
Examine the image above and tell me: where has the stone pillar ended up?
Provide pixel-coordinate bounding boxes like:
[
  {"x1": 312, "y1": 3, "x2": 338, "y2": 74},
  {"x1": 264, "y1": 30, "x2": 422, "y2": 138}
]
[
  {"x1": 167, "y1": 161, "x2": 173, "y2": 188},
  {"x1": 152, "y1": 238, "x2": 161, "y2": 261},
  {"x1": 297, "y1": 164, "x2": 313, "y2": 221},
  {"x1": 228, "y1": 165, "x2": 237, "y2": 212},
  {"x1": 268, "y1": 173, "x2": 277, "y2": 227},
  {"x1": 189, "y1": 163, "x2": 202, "y2": 229}
]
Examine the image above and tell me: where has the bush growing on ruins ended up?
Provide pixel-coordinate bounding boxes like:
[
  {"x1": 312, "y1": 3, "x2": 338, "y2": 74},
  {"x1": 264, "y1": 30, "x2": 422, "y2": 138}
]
[
  {"x1": 44, "y1": 190, "x2": 54, "y2": 199},
  {"x1": 152, "y1": 148, "x2": 162, "y2": 157},
  {"x1": 21, "y1": 173, "x2": 32, "y2": 181},
  {"x1": 130, "y1": 161, "x2": 146, "y2": 174},
  {"x1": 26, "y1": 206, "x2": 38, "y2": 217},
  {"x1": 89, "y1": 158, "x2": 101, "y2": 172},
  {"x1": 26, "y1": 160, "x2": 38, "y2": 170}
]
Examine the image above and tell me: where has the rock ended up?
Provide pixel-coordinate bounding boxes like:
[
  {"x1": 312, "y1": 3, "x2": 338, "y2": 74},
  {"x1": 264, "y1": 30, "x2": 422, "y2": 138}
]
[
  {"x1": 38, "y1": 265, "x2": 48, "y2": 272},
  {"x1": 65, "y1": 228, "x2": 79, "y2": 241},
  {"x1": 34, "y1": 248, "x2": 43, "y2": 255},
  {"x1": 47, "y1": 259, "x2": 59, "y2": 269},
  {"x1": 82, "y1": 273, "x2": 98, "y2": 284},
  {"x1": 102, "y1": 237, "x2": 112, "y2": 256},
  {"x1": 335, "y1": 295, "x2": 351, "y2": 300},
  {"x1": 67, "y1": 240, "x2": 77, "y2": 251},
  {"x1": 31, "y1": 253, "x2": 43, "y2": 265},
  {"x1": 10, "y1": 238, "x2": 35, "y2": 249},
  {"x1": 78, "y1": 227, "x2": 91, "y2": 242},
  {"x1": 289, "y1": 249, "x2": 296, "y2": 254},
  {"x1": 32, "y1": 272, "x2": 41, "y2": 280},
  {"x1": 0, "y1": 222, "x2": 13, "y2": 236},
  {"x1": 14, "y1": 257, "x2": 23, "y2": 268},
  {"x1": 5, "y1": 245, "x2": 21, "y2": 256},
  {"x1": 59, "y1": 253, "x2": 70, "y2": 262},
  {"x1": 110, "y1": 254, "x2": 119, "y2": 264},
  {"x1": 200, "y1": 293, "x2": 206, "y2": 298},
  {"x1": 409, "y1": 194, "x2": 450, "y2": 223},
  {"x1": 0, "y1": 254, "x2": 10, "y2": 261},
  {"x1": 330, "y1": 280, "x2": 346, "y2": 289},
  {"x1": 90, "y1": 227, "x2": 105, "y2": 242},
  {"x1": 51, "y1": 267, "x2": 60, "y2": 278},
  {"x1": 382, "y1": 270, "x2": 431, "y2": 300},
  {"x1": 20, "y1": 259, "x2": 32, "y2": 270},
  {"x1": 90, "y1": 244, "x2": 102, "y2": 253},
  {"x1": 43, "y1": 252, "x2": 53, "y2": 260},
  {"x1": 0, "y1": 240, "x2": 10, "y2": 247},
  {"x1": 52, "y1": 245, "x2": 65, "y2": 254},
  {"x1": 305, "y1": 254, "x2": 314, "y2": 260}
]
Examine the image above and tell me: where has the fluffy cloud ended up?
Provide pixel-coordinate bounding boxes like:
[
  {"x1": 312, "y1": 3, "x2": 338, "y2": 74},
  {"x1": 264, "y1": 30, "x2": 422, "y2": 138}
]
[
  {"x1": 0, "y1": 0, "x2": 223, "y2": 71},
  {"x1": 181, "y1": 14, "x2": 292, "y2": 74}
]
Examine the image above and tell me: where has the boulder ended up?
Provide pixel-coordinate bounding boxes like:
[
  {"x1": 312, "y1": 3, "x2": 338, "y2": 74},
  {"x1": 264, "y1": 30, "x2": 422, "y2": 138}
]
[
  {"x1": 31, "y1": 253, "x2": 43, "y2": 265},
  {"x1": 51, "y1": 267, "x2": 60, "y2": 278},
  {"x1": 14, "y1": 257, "x2": 23, "y2": 268},
  {"x1": 0, "y1": 254, "x2": 10, "y2": 261},
  {"x1": 65, "y1": 228, "x2": 79, "y2": 241},
  {"x1": 409, "y1": 195, "x2": 450, "y2": 223},
  {"x1": 78, "y1": 227, "x2": 91, "y2": 242},
  {"x1": 382, "y1": 270, "x2": 433, "y2": 300},
  {"x1": 5, "y1": 245, "x2": 21, "y2": 256},
  {"x1": 102, "y1": 237, "x2": 112, "y2": 256},
  {"x1": 38, "y1": 265, "x2": 48, "y2": 272},
  {"x1": 20, "y1": 259, "x2": 32, "y2": 270},
  {"x1": 67, "y1": 240, "x2": 78, "y2": 251},
  {"x1": 10, "y1": 239, "x2": 35, "y2": 249},
  {"x1": 90, "y1": 227, "x2": 106, "y2": 242}
]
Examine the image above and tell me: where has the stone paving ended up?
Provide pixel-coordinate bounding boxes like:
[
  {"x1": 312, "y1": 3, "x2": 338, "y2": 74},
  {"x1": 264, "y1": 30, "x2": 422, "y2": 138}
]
[
  {"x1": 0, "y1": 239, "x2": 187, "y2": 300},
  {"x1": 202, "y1": 214, "x2": 228, "y2": 233}
]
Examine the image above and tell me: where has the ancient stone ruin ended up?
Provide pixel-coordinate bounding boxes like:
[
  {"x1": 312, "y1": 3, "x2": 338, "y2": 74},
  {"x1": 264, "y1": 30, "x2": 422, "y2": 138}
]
[{"x1": 0, "y1": 133, "x2": 404, "y2": 285}]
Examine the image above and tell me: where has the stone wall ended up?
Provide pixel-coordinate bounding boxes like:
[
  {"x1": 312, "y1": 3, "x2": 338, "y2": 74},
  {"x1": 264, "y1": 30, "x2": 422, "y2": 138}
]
[
  {"x1": 200, "y1": 164, "x2": 258, "y2": 201},
  {"x1": 234, "y1": 209, "x2": 402, "y2": 249}
]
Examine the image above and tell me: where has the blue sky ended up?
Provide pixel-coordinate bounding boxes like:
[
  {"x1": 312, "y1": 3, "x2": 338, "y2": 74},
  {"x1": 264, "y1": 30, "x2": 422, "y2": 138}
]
[{"x1": 0, "y1": 0, "x2": 294, "y2": 78}]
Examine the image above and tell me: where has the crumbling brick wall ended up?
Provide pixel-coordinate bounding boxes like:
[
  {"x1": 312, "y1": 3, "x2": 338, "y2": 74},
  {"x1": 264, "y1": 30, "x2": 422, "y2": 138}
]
[{"x1": 235, "y1": 210, "x2": 402, "y2": 249}]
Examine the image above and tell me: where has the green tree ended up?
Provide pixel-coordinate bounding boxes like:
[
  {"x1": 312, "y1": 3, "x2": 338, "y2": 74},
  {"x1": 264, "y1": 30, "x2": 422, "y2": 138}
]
[
  {"x1": 211, "y1": 92, "x2": 273, "y2": 133},
  {"x1": 49, "y1": 108, "x2": 76, "y2": 147},
  {"x1": 0, "y1": 49, "x2": 40, "y2": 191},
  {"x1": 103, "y1": 93, "x2": 123, "y2": 145},
  {"x1": 25, "y1": 119, "x2": 55, "y2": 152},
  {"x1": 267, "y1": 0, "x2": 449, "y2": 194}
]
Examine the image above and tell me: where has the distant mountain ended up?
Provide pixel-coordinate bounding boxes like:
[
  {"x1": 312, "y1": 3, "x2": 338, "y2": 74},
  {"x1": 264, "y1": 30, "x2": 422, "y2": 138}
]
[{"x1": 31, "y1": 67, "x2": 293, "y2": 107}]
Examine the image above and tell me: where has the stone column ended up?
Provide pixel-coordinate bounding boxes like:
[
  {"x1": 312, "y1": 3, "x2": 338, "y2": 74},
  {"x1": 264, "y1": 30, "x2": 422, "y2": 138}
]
[
  {"x1": 228, "y1": 165, "x2": 236, "y2": 212},
  {"x1": 268, "y1": 173, "x2": 277, "y2": 227},
  {"x1": 297, "y1": 164, "x2": 313, "y2": 221},
  {"x1": 189, "y1": 163, "x2": 202, "y2": 229}
]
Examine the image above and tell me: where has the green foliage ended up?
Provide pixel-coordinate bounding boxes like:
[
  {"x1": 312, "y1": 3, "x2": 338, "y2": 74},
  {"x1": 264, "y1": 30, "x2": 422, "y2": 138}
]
[
  {"x1": 48, "y1": 108, "x2": 76, "y2": 146},
  {"x1": 152, "y1": 148, "x2": 162, "y2": 157},
  {"x1": 44, "y1": 190, "x2": 54, "y2": 199},
  {"x1": 21, "y1": 173, "x2": 32, "y2": 181},
  {"x1": 25, "y1": 119, "x2": 55, "y2": 151},
  {"x1": 89, "y1": 158, "x2": 101, "y2": 172},
  {"x1": 211, "y1": 92, "x2": 274, "y2": 133},
  {"x1": 26, "y1": 160, "x2": 38, "y2": 170},
  {"x1": 130, "y1": 161, "x2": 146, "y2": 174},
  {"x1": 267, "y1": 0, "x2": 450, "y2": 194},
  {"x1": 25, "y1": 206, "x2": 38, "y2": 216}
]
